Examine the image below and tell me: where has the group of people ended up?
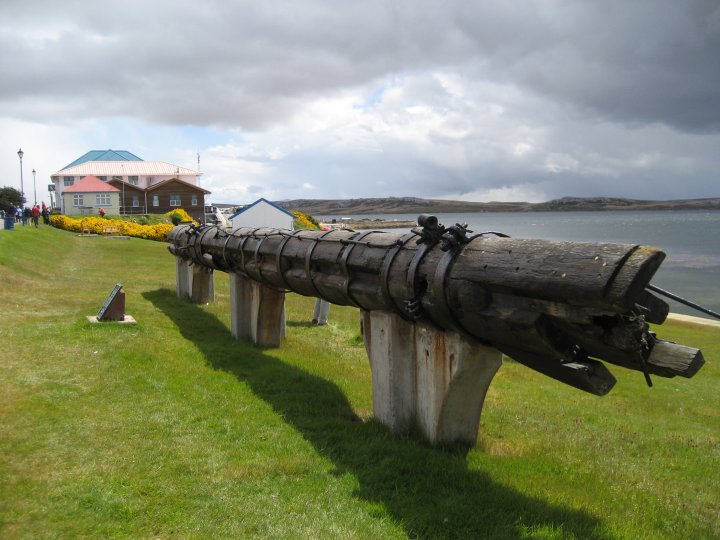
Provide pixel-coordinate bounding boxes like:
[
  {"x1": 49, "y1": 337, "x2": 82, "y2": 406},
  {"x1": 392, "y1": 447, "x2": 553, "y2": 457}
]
[{"x1": 1, "y1": 202, "x2": 50, "y2": 227}]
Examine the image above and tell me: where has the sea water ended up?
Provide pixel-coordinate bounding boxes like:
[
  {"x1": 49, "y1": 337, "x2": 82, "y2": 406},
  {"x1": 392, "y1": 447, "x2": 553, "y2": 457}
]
[{"x1": 318, "y1": 210, "x2": 720, "y2": 318}]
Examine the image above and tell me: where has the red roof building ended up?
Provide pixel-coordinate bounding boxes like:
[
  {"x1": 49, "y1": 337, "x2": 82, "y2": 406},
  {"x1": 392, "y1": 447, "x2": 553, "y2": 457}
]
[
  {"x1": 61, "y1": 175, "x2": 121, "y2": 214},
  {"x1": 63, "y1": 175, "x2": 121, "y2": 193}
]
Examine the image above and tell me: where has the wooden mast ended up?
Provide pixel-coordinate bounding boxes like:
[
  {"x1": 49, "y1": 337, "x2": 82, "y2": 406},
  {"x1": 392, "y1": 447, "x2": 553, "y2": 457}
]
[{"x1": 168, "y1": 217, "x2": 704, "y2": 395}]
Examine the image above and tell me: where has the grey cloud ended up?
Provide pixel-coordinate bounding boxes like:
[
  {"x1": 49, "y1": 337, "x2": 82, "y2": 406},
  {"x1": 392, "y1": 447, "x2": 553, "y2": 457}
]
[
  {"x1": 3, "y1": 0, "x2": 720, "y2": 203},
  {"x1": 484, "y1": 1, "x2": 720, "y2": 133},
  {"x1": 3, "y1": 0, "x2": 719, "y2": 133}
]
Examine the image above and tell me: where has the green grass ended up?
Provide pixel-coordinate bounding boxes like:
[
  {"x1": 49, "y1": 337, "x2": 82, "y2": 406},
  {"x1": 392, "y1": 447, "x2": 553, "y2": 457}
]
[{"x1": 1, "y1": 224, "x2": 718, "y2": 539}]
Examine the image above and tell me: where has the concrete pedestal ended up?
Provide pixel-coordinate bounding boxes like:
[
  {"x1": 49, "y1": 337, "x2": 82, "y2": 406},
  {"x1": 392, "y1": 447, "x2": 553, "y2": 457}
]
[
  {"x1": 362, "y1": 310, "x2": 502, "y2": 445},
  {"x1": 175, "y1": 257, "x2": 215, "y2": 304},
  {"x1": 229, "y1": 273, "x2": 286, "y2": 347}
]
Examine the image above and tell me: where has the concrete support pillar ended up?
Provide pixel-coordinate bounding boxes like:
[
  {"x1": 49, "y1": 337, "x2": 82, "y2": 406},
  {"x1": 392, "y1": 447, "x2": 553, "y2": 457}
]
[
  {"x1": 229, "y1": 273, "x2": 286, "y2": 347},
  {"x1": 362, "y1": 310, "x2": 417, "y2": 433},
  {"x1": 176, "y1": 257, "x2": 192, "y2": 299},
  {"x1": 175, "y1": 257, "x2": 214, "y2": 304},
  {"x1": 362, "y1": 310, "x2": 503, "y2": 446},
  {"x1": 191, "y1": 265, "x2": 215, "y2": 304}
]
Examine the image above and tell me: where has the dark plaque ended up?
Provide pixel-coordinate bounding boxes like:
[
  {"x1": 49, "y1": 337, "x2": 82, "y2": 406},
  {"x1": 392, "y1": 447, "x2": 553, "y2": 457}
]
[{"x1": 97, "y1": 283, "x2": 124, "y2": 321}]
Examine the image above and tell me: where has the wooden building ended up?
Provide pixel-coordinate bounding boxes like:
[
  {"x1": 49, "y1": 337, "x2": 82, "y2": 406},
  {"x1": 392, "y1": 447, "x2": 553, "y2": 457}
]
[{"x1": 108, "y1": 177, "x2": 210, "y2": 221}]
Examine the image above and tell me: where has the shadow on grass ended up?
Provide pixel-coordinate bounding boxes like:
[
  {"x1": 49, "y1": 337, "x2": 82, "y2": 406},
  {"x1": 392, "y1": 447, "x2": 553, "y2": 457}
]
[
  {"x1": 145, "y1": 288, "x2": 607, "y2": 539},
  {"x1": 286, "y1": 320, "x2": 317, "y2": 328}
]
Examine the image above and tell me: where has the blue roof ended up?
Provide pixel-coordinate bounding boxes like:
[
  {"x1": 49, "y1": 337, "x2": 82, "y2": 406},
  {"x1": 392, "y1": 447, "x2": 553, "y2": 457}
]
[
  {"x1": 62, "y1": 150, "x2": 143, "y2": 170},
  {"x1": 229, "y1": 198, "x2": 296, "y2": 220}
]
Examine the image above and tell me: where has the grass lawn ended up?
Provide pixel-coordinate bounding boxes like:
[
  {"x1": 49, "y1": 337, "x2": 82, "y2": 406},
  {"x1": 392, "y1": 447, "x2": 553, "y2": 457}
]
[{"x1": 1, "y1": 224, "x2": 718, "y2": 539}]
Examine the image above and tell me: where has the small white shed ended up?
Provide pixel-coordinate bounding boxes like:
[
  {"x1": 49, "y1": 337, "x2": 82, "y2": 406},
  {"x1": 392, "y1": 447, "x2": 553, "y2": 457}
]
[{"x1": 229, "y1": 198, "x2": 296, "y2": 231}]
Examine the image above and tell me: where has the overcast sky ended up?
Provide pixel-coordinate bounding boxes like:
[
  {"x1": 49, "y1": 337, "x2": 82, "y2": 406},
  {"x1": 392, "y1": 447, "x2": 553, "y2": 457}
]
[{"x1": 1, "y1": 0, "x2": 719, "y2": 205}]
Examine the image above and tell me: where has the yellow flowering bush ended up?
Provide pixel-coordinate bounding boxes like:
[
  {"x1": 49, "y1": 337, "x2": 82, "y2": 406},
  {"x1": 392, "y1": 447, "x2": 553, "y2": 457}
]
[
  {"x1": 292, "y1": 210, "x2": 321, "y2": 230},
  {"x1": 165, "y1": 208, "x2": 197, "y2": 225},
  {"x1": 50, "y1": 215, "x2": 174, "y2": 242}
]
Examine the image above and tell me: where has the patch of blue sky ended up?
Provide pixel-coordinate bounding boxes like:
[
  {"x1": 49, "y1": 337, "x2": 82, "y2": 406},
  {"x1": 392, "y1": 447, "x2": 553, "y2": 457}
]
[
  {"x1": 355, "y1": 81, "x2": 391, "y2": 110},
  {"x1": 82, "y1": 117, "x2": 229, "y2": 153},
  {"x1": 176, "y1": 124, "x2": 229, "y2": 148}
]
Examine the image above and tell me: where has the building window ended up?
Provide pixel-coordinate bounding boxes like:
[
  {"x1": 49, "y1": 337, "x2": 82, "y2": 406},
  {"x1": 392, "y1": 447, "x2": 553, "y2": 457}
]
[
  {"x1": 132, "y1": 196, "x2": 139, "y2": 207},
  {"x1": 152, "y1": 195, "x2": 159, "y2": 207},
  {"x1": 146, "y1": 176, "x2": 155, "y2": 185},
  {"x1": 97, "y1": 176, "x2": 107, "y2": 181},
  {"x1": 96, "y1": 194, "x2": 111, "y2": 206},
  {"x1": 191, "y1": 194, "x2": 198, "y2": 206},
  {"x1": 73, "y1": 195, "x2": 84, "y2": 206},
  {"x1": 169, "y1": 195, "x2": 181, "y2": 207},
  {"x1": 63, "y1": 176, "x2": 74, "y2": 187},
  {"x1": 128, "y1": 176, "x2": 139, "y2": 186},
  {"x1": 112, "y1": 176, "x2": 122, "y2": 181}
]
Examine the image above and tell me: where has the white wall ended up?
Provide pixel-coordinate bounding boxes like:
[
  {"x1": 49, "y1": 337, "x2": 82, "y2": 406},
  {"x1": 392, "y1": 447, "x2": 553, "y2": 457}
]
[{"x1": 230, "y1": 203, "x2": 294, "y2": 230}]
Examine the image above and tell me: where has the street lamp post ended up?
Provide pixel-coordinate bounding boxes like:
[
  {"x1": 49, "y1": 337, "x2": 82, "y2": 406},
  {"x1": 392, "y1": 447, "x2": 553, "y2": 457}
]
[
  {"x1": 17, "y1": 148, "x2": 25, "y2": 209},
  {"x1": 32, "y1": 169, "x2": 37, "y2": 205}
]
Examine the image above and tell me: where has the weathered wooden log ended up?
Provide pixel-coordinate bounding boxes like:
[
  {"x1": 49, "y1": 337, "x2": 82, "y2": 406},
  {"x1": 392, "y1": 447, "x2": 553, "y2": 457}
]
[{"x1": 167, "y1": 217, "x2": 705, "y2": 395}]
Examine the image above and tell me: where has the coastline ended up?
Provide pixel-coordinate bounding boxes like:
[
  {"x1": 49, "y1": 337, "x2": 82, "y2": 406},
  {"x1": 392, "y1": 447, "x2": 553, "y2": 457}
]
[
  {"x1": 666, "y1": 313, "x2": 720, "y2": 329},
  {"x1": 279, "y1": 196, "x2": 720, "y2": 216},
  {"x1": 320, "y1": 218, "x2": 416, "y2": 229}
]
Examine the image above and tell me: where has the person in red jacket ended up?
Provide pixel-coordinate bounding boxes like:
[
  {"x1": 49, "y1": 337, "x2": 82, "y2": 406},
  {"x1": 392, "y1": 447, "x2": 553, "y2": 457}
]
[{"x1": 31, "y1": 204, "x2": 40, "y2": 228}]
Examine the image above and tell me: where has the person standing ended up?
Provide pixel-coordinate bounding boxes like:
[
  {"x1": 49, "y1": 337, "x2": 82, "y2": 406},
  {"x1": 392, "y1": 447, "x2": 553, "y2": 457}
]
[
  {"x1": 312, "y1": 298, "x2": 331, "y2": 325},
  {"x1": 31, "y1": 204, "x2": 40, "y2": 228}
]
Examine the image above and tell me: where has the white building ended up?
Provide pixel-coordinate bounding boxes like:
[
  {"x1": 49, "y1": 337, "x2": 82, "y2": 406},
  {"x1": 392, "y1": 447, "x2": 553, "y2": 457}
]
[
  {"x1": 50, "y1": 150, "x2": 203, "y2": 215},
  {"x1": 229, "y1": 198, "x2": 296, "y2": 230}
]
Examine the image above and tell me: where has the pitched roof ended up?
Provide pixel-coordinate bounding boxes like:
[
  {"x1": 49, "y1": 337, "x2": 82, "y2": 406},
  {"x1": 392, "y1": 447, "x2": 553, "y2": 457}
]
[
  {"x1": 106, "y1": 179, "x2": 145, "y2": 193},
  {"x1": 63, "y1": 175, "x2": 121, "y2": 193},
  {"x1": 229, "y1": 198, "x2": 296, "y2": 220},
  {"x1": 54, "y1": 161, "x2": 201, "y2": 177},
  {"x1": 62, "y1": 150, "x2": 143, "y2": 170},
  {"x1": 145, "y1": 177, "x2": 211, "y2": 194}
]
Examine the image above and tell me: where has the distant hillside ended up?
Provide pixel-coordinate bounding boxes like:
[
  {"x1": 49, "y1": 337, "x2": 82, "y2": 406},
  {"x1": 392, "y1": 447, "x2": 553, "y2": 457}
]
[{"x1": 274, "y1": 196, "x2": 720, "y2": 215}]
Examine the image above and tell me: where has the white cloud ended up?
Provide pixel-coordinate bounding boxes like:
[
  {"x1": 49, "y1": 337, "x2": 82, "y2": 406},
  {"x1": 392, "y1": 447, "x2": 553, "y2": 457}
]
[
  {"x1": 512, "y1": 143, "x2": 534, "y2": 157},
  {"x1": 544, "y1": 153, "x2": 580, "y2": 174}
]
